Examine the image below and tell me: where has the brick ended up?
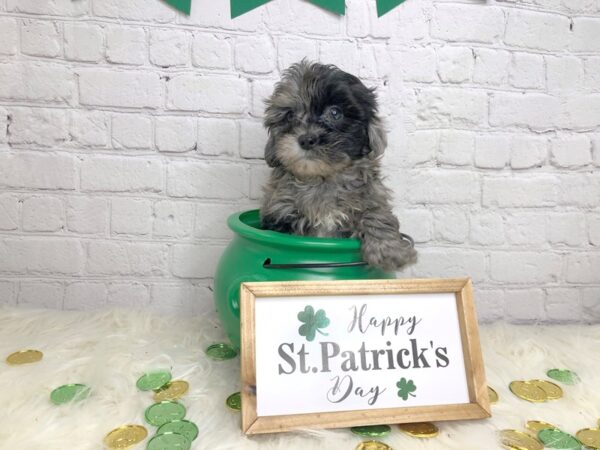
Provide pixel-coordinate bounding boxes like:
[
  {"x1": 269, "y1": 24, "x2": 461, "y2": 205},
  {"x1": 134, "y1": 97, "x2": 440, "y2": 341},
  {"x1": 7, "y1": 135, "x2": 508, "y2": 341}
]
[
  {"x1": 106, "y1": 26, "x2": 146, "y2": 65},
  {"x1": 589, "y1": 214, "x2": 600, "y2": 246},
  {"x1": 18, "y1": 281, "x2": 64, "y2": 308},
  {"x1": 111, "y1": 114, "x2": 153, "y2": 149},
  {"x1": 584, "y1": 57, "x2": 600, "y2": 91},
  {"x1": 437, "y1": 130, "x2": 474, "y2": 166},
  {"x1": 0, "y1": 281, "x2": 16, "y2": 306},
  {"x1": 475, "y1": 135, "x2": 509, "y2": 169},
  {"x1": 593, "y1": 137, "x2": 600, "y2": 167},
  {"x1": 358, "y1": 44, "x2": 391, "y2": 80},
  {"x1": 267, "y1": 0, "x2": 343, "y2": 36},
  {"x1": 171, "y1": 244, "x2": 224, "y2": 278},
  {"x1": 64, "y1": 282, "x2": 107, "y2": 310},
  {"x1": 150, "y1": 283, "x2": 212, "y2": 315},
  {"x1": 235, "y1": 35, "x2": 276, "y2": 74},
  {"x1": 87, "y1": 241, "x2": 168, "y2": 276},
  {"x1": 194, "y1": 203, "x2": 241, "y2": 239},
  {"x1": 111, "y1": 198, "x2": 152, "y2": 236},
  {"x1": 251, "y1": 79, "x2": 276, "y2": 117},
  {"x1": 78, "y1": 70, "x2": 162, "y2": 108},
  {"x1": 0, "y1": 153, "x2": 76, "y2": 190},
  {"x1": 93, "y1": 0, "x2": 174, "y2": 23},
  {"x1": 547, "y1": 213, "x2": 587, "y2": 246},
  {"x1": 167, "y1": 75, "x2": 247, "y2": 113},
  {"x1": 489, "y1": 93, "x2": 560, "y2": 131},
  {"x1": 7, "y1": 0, "x2": 87, "y2": 16},
  {"x1": 437, "y1": 47, "x2": 474, "y2": 83},
  {"x1": 433, "y1": 207, "x2": 468, "y2": 243},
  {"x1": 107, "y1": 283, "x2": 150, "y2": 307},
  {"x1": 560, "y1": 95, "x2": 600, "y2": 130},
  {"x1": 545, "y1": 289, "x2": 582, "y2": 322},
  {"x1": 64, "y1": 23, "x2": 103, "y2": 62},
  {"x1": 412, "y1": 248, "x2": 487, "y2": 283},
  {"x1": 503, "y1": 213, "x2": 547, "y2": 246},
  {"x1": 469, "y1": 212, "x2": 504, "y2": 245},
  {"x1": 21, "y1": 20, "x2": 61, "y2": 57},
  {"x1": 395, "y1": 130, "x2": 438, "y2": 166},
  {"x1": 571, "y1": 18, "x2": 600, "y2": 53},
  {"x1": 0, "y1": 18, "x2": 18, "y2": 55},
  {"x1": 192, "y1": 33, "x2": 232, "y2": 69},
  {"x1": 582, "y1": 288, "x2": 600, "y2": 322},
  {"x1": 392, "y1": 208, "x2": 432, "y2": 244},
  {"x1": 0, "y1": 63, "x2": 74, "y2": 104},
  {"x1": 0, "y1": 195, "x2": 18, "y2": 231},
  {"x1": 249, "y1": 165, "x2": 271, "y2": 200},
  {"x1": 546, "y1": 56, "x2": 584, "y2": 92},
  {"x1": 393, "y1": 47, "x2": 436, "y2": 83},
  {"x1": 8, "y1": 108, "x2": 68, "y2": 147},
  {"x1": 80, "y1": 157, "x2": 163, "y2": 193},
  {"x1": 416, "y1": 88, "x2": 487, "y2": 127},
  {"x1": 156, "y1": 116, "x2": 196, "y2": 153},
  {"x1": 167, "y1": 162, "x2": 248, "y2": 199},
  {"x1": 510, "y1": 136, "x2": 547, "y2": 169},
  {"x1": 150, "y1": 28, "x2": 189, "y2": 68},
  {"x1": 22, "y1": 197, "x2": 65, "y2": 232},
  {"x1": 556, "y1": 174, "x2": 600, "y2": 207},
  {"x1": 153, "y1": 200, "x2": 194, "y2": 239},
  {"x1": 66, "y1": 197, "x2": 108, "y2": 235},
  {"x1": 407, "y1": 170, "x2": 480, "y2": 204},
  {"x1": 505, "y1": 9, "x2": 570, "y2": 52},
  {"x1": 490, "y1": 252, "x2": 561, "y2": 283},
  {"x1": 550, "y1": 135, "x2": 591, "y2": 168},
  {"x1": 0, "y1": 238, "x2": 83, "y2": 274},
  {"x1": 483, "y1": 176, "x2": 557, "y2": 207},
  {"x1": 70, "y1": 111, "x2": 109, "y2": 147},
  {"x1": 472, "y1": 48, "x2": 510, "y2": 86},
  {"x1": 505, "y1": 289, "x2": 545, "y2": 323},
  {"x1": 431, "y1": 4, "x2": 504, "y2": 43},
  {"x1": 566, "y1": 253, "x2": 600, "y2": 283},
  {"x1": 319, "y1": 41, "x2": 360, "y2": 74},
  {"x1": 474, "y1": 289, "x2": 504, "y2": 323},
  {"x1": 509, "y1": 53, "x2": 545, "y2": 89},
  {"x1": 197, "y1": 118, "x2": 238, "y2": 156},
  {"x1": 240, "y1": 120, "x2": 266, "y2": 159},
  {"x1": 277, "y1": 37, "x2": 318, "y2": 71}
]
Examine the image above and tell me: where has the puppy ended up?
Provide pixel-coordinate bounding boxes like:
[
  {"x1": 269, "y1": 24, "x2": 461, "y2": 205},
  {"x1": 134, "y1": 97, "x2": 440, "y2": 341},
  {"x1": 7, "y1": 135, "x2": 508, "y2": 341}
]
[{"x1": 260, "y1": 61, "x2": 416, "y2": 271}]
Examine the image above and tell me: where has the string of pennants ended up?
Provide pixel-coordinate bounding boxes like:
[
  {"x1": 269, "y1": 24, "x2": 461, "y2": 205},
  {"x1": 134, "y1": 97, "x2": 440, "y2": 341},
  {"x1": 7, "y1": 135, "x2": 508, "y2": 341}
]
[{"x1": 161, "y1": 0, "x2": 406, "y2": 18}]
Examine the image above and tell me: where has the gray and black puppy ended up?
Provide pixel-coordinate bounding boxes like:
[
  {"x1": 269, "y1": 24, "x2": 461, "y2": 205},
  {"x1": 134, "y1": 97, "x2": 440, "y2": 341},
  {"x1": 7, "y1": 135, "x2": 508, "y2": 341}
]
[{"x1": 260, "y1": 61, "x2": 416, "y2": 271}]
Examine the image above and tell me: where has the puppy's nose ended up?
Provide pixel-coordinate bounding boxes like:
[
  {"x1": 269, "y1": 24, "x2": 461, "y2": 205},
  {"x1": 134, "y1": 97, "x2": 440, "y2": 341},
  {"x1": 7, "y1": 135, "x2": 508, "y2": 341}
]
[{"x1": 298, "y1": 133, "x2": 319, "y2": 150}]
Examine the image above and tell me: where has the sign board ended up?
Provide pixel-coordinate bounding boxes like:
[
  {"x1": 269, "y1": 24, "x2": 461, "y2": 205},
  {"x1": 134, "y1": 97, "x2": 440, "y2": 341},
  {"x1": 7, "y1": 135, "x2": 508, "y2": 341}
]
[{"x1": 240, "y1": 278, "x2": 491, "y2": 435}]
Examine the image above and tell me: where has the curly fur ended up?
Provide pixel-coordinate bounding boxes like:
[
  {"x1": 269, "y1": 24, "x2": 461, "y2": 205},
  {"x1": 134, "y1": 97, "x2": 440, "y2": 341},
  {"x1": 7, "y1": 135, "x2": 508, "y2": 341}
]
[{"x1": 260, "y1": 61, "x2": 416, "y2": 271}]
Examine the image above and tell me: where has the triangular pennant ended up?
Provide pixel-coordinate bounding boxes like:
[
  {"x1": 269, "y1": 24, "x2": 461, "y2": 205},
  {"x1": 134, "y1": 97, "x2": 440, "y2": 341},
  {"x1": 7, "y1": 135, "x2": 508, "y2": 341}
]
[
  {"x1": 376, "y1": 0, "x2": 405, "y2": 17},
  {"x1": 307, "y1": 0, "x2": 345, "y2": 15},
  {"x1": 231, "y1": 0, "x2": 273, "y2": 18},
  {"x1": 162, "y1": 0, "x2": 192, "y2": 15}
]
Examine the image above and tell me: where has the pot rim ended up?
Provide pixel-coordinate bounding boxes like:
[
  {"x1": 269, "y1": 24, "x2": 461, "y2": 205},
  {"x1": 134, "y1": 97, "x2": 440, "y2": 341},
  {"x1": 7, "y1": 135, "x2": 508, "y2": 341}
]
[{"x1": 228, "y1": 209, "x2": 361, "y2": 250}]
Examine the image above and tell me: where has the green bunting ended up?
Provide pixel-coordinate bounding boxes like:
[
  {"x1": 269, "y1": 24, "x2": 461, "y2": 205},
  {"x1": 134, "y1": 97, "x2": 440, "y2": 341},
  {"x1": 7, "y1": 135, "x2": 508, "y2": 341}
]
[
  {"x1": 376, "y1": 0, "x2": 406, "y2": 17},
  {"x1": 162, "y1": 0, "x2": 192, "y2": 14},
  {"x1": 308, "y1": 0, "x2": 346, "y2": 15},
  {"x1": 230, "y1": 0, "x2": 272, "y2": 18}
]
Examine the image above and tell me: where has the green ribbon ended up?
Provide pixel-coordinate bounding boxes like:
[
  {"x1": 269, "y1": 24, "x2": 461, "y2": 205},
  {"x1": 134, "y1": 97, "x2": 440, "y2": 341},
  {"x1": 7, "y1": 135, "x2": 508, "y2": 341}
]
[
  {"x1": 230, "y1": 0, "x2": 272, "y2": 18},
  {"x1": 308, "y1": 0, "x2": 346, "y2": 15},
  {"x1": 162, "y1": 0, "x2": 192, "y2": 14},
  {"x1": 376, "y1": 0, "x2": 406, "y2": 17}
]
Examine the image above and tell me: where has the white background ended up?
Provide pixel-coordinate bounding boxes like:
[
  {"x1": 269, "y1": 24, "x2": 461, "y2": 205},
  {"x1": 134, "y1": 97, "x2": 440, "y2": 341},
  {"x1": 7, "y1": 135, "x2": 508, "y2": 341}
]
[{"x1": 255, "y1": 292, "x2": 470, "y2": 417}]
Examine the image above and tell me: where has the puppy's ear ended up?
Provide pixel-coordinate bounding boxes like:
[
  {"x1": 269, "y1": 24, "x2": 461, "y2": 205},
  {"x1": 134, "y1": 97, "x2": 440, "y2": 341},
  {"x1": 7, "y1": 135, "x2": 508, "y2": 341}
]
[
  {"x1": 367, "y1": 118, "x2": 387, "y2": 158},
  {"x1": 264, "y1": 134, "x2": 280, "y2": 168}
]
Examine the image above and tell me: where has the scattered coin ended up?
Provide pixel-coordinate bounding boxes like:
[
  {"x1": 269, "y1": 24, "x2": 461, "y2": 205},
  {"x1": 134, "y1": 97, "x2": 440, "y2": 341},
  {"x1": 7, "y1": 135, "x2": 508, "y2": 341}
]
[
  {"x1": 538, "y1": 428, "x2": 581, "y2": 450},
  {"x1": 531, "y1": 380, "x2": 563, "y2": 400},
  {"x1": 6, "y1": 349, "x2": 43, "y2": 365},
  {"x1": 351, "y1": 425, "x2": 391, "y2": 437},
  {"x1": 547, "y1": 369, "x2": 579, "y2": 385},
  {"x1": 500, "y1": 429, "x2": 543, "y2": 450},
  {"x1": 576, "y1": 428, "x2": 600, "y2": 449},
  {"x1": 136, "y1": 371, "x2": 171, "y2": 392},
  {"x1": 50, "y1": 384, "x2": 91, "y2": 405},
  {"x1": 103, "y1": 425, "x2": 148, "y2": 449},
  {"x1": 144, "y1": 401, "x2": 186, "y2": 427},
  {"x1": 146, "y1": 431, "x2": 190, "y2": 450},
  {"x1": 154, "y1": 380, "x2": 189, "y2": 402},
  {"x1": 226, "y1": 392, "x2": 241, "y2": 411},
  {"x1": 526, "y1": 420, "x2": 557, "y2": 434},
  {"x1": 205, "y1": 343, "x2": 237, "y2": 361},
  {"x1": 488, "y1": 386, "x2": 499, "y2": 404},
  {"x1": 157, "y1": 420, "x2": 199, "y2": 443},
  {"x1": 398, "y1": 422, "x2": 438, "y2": 438},
  {"x1": 355, "y1": 441, "x2": 393, "y2": 450},
  {"x1": 509, "y1": 381, "x2": 547, "y2": 403}
]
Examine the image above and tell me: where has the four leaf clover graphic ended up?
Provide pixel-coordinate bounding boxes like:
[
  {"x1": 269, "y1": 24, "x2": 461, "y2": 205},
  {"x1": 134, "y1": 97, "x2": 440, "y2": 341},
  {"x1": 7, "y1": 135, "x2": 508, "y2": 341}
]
[
  {"x1": 396, "y1": 377, "x2": 417, "y2": 400},
  {"x1": 297, "y1": 306, "x2": 330, "y2": 342}
]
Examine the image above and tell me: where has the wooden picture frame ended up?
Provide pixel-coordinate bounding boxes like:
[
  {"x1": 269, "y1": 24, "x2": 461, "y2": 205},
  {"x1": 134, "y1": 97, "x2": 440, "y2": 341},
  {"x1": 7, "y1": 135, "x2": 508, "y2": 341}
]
[{"x1": 240, "y1": 278, "x2": 491, "y2": 435}]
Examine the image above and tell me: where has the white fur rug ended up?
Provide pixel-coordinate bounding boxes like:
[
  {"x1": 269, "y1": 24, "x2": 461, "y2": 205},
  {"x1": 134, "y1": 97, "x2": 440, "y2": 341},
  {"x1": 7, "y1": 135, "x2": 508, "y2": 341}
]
[{"x1": 0, "y1": 307, "x2": 598, "y2": 450}]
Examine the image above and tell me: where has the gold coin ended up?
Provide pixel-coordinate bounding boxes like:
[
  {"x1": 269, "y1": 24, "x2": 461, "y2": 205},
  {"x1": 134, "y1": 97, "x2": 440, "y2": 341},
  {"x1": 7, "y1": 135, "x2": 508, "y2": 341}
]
[
  {"x1": 509, "y1": 381, "x2": 547, "y2": 402},
  {"x1": 526, "y1": 420, "x2": 557, "y2": 434},
  {"x1": 576, "y1": 428, "x2": 600, "y2": 449},
  {"x1": 104, "y1": 425, "x2": 148, "y2": 449},
  {"x1": 488, "y1": 386, "x2": 499, "y2": 404},
  {"x1": 6, "y1": 349, "x2": 43, "y2": 365},
  {"x1": 153, "y1": 380, "x2": 189, "y2": 402},
  {"x1": 398, "y1": 422, "x2": 438, "y2": 438},
  {"x1": 355, "y1": 441, "x2": 393, "y2": 450},
  {"x1": 500, "y1": 429, "x2": 543, "y2": 450},
  {"x1": 530, "y1": 380, "x2": 562, "y2": 400}
]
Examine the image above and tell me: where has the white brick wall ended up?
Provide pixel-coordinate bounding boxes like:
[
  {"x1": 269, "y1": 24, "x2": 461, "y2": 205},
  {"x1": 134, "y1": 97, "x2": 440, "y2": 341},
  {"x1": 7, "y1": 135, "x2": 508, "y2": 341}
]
[{"x1": 0, "y1": 0, "x2": 598, "y2": 324}]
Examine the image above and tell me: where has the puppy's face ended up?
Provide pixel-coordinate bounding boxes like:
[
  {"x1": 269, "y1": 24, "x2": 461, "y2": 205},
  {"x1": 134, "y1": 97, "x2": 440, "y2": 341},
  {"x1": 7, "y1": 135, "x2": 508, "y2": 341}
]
[{"x1": 263, "y1": 61, "x2": 386, "y2": 178}]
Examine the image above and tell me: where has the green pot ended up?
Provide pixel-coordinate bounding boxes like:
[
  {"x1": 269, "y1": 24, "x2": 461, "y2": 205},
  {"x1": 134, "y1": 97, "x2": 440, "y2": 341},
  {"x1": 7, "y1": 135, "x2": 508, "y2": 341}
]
[{"x1": 213, "y1": 209, "x2": 395, "y2": 349}]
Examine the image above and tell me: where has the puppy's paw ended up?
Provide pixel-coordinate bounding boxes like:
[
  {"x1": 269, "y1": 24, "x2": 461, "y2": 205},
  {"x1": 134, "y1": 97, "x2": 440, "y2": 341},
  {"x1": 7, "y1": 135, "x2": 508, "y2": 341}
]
[{"x1": 361, "y1": 236, "x2": 417, "y2": 271}]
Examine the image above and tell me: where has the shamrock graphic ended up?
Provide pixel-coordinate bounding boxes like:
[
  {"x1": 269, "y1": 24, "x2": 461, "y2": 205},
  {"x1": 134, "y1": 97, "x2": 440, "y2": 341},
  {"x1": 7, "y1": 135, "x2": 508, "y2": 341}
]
[
  {"x1": 297, "y1": 306, "x2": 330, "y2": 342},
  {"x1": 396, "y1": 378, "x2": 417, "y2": 400}
]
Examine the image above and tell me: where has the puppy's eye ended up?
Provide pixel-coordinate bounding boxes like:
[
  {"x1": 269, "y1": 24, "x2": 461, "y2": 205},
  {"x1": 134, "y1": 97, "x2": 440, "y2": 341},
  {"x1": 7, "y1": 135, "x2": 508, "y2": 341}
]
[
  {"x1": 329, "y1": 106, "x2": 343, "y2": 121},
  {"x1": 284, "y1": 110, "x2": 294, "y2": 122}
]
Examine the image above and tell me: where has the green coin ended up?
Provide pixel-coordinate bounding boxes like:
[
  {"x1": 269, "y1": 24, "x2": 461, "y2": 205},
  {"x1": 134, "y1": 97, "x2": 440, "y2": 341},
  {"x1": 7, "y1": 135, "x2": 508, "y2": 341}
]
[
  {"x1": 144, "y1": 401, "x2": 186, "y2": 427},
  {"x1": 538, "y1": 428, "x2": 582, "y2": 450},
  {"x1": 50, "y1": 384, "x2": 90, "y2": 405},
  {"x1": 157, "y1": 420, "x2": 199, "y2": 442},
  {"x1": 146, "y1": 432, "x2": 190, "y2": 450},
  {"x1": 547, "y1": 369, "x2": 579, "y2": 385},
  {"x1": 226, "y1": 392, "x2": 241, "y2": 411},
  {"x1": 136, "y1": 370, "x2": 171, "y2": 391},
  {"x1": 351, "y1": 425, "x2": 392, "y2": 437},
  {"x1": 205, "y1": 343, "x2": 237, "y2": 361}
]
